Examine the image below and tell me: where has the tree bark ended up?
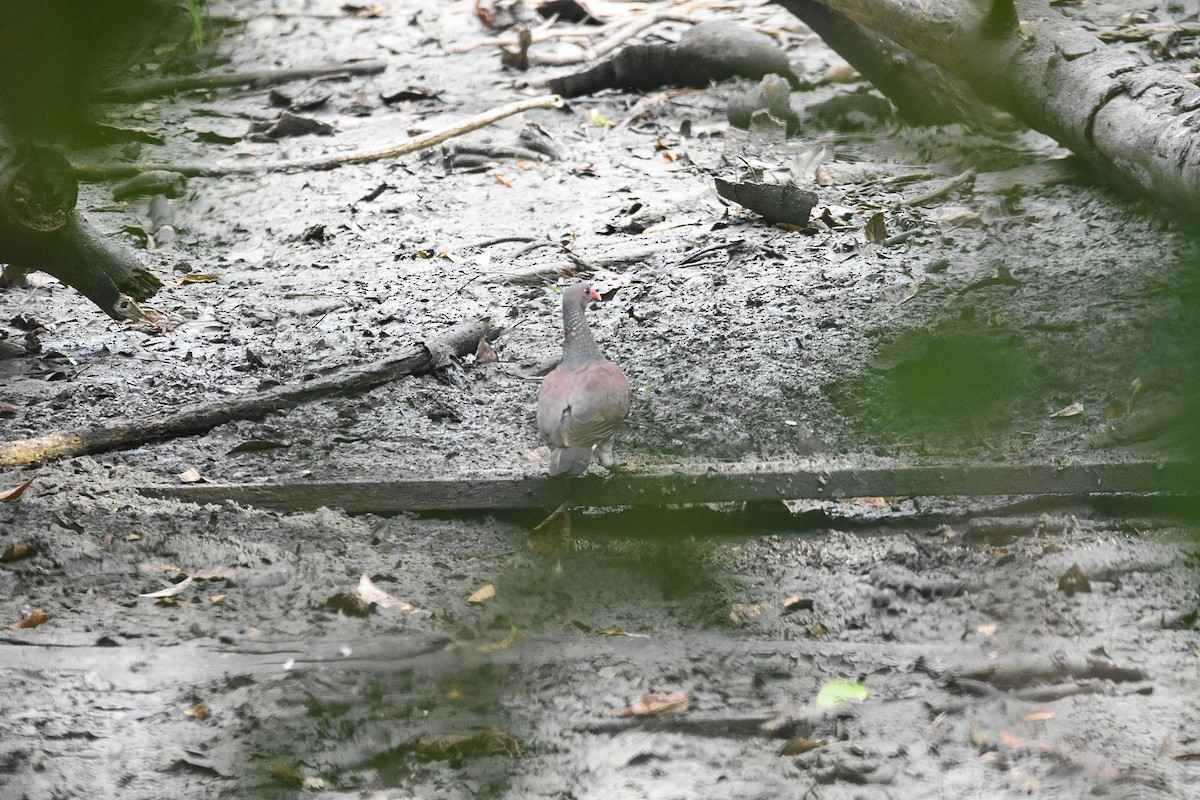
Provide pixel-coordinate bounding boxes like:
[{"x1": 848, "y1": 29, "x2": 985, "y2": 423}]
[
  {"x1": 2, "y1": 213, "x2": 161, "y2": 319},
  {"x1": 781, "y1": 0, "x2": 1003, "y2": 127},
  {"x1": 0, "y1": 142, "x2": 159, "y2": 318},
  {"x1": 777, "y1": 0, "x2": 1200, "y2": 216}
]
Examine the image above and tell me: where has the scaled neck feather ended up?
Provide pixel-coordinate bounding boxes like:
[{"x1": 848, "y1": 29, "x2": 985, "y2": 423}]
[{"x1": 562, "y1": 299, "x2": 601, "y2": 361}]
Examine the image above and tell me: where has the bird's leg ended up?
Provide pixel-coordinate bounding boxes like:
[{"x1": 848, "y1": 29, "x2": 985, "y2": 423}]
[{"x1": 596, "y1": 439, "x2": 617, "y2": 469}]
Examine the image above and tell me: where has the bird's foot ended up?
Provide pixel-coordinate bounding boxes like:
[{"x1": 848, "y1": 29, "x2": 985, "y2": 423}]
[{"x1": 599, "y1": 460, "x2": 632, "y2": 480}]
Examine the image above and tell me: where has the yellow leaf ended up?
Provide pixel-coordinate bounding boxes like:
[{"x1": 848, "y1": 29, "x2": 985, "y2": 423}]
[
  {"x1": 468, "y1": 583, "x2": 496, "y2": 604},
  {"x1": 615, "y1": 692, "x2": 689, "y2": 717},
  {"x1": 478, "y1": 626, "x2": 521, "y2": 652}
]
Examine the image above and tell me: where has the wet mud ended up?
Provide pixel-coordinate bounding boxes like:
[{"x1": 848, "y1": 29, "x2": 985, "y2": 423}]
[{"x1": 2, "y1": 1, "x2": 1199, "y2": 798}]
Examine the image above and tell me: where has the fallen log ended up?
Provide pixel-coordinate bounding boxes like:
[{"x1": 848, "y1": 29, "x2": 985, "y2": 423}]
[
  {"x1": 547, "y1": 22, "x2": 799, "y2": 97},
  {"x1": 137, "y1": 458, "x2": 1197, "y2": 513},
  {"x1": 0, "y1": 318, "x2": 496, "y2": 468},
  {"x1": 0, "y1": 142, "x2": 159, "y2": 319},
  {"x1": 782, "y1": 0, "x2": 1004, "y2": 127},
  {"x1": 779, "y1": 0, "x2": 1200, "y2": 216}
]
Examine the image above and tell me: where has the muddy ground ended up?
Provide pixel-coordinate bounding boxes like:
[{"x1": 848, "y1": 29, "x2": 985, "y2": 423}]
[{"x1": 2, "y1": 0, "x2": 1200, "y2": 798}]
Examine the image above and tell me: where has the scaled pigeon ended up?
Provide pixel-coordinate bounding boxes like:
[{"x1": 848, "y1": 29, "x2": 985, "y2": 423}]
[{"x1": 537, "y1": 282, "x2": 631, "y2": 476}]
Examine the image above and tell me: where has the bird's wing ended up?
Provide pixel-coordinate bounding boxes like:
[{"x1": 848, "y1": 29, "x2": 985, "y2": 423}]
[
  {"x1": 537, "y1": 368, "x2": 574, "y2": 447},
  {"x1": 563, "y1": 361, "x2": 630, "y2": 446}
]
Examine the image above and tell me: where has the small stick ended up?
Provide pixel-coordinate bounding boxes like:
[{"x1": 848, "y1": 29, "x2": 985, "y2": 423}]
[
  {"x1": 615, "y1": 87, "x2": 704, "y2": 129},
  {"x1": 0, "y1": 319, "x2": 497, "y2": 468},
  {"x1": 1096, "y1": 22, "x2": 1200, "y2": 42},
  {"x1": 97, "y1": 60, "x2": 388, "y2": 103},
  {"x1": 453, "y1": 15, "x2": 590, "y2": 53},
  {"x1": 73, "y1": 94, "x2": 563, "y2": 180},
  {"x1": 535, "y1": 13, "x2": 697, "y2": 66},
  {"x1": 899, "y1": 169, "x2": 976, "y2": 207}
]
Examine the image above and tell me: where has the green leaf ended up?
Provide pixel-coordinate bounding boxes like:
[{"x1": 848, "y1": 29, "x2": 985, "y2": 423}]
[
  {"x1": 815, "y1": 679, "x2": 870, "y2": 708},
  {"x1": 587, "y1": 109, "x2": 615, "y2": 128}
]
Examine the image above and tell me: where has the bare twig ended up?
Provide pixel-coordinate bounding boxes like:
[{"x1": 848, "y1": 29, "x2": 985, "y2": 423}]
[
  {"x1": 453, "y1": 16, "x2": 587, "y2": 52},
  {"x1": 1096, "y1": 22, "x2": 1200, "y2": 42},
  {"x1": 614, "y1": 87, "x2": 705, "y2": 129},
  {"x1": 97, "y1": 60, "x2": 388, "y2": 103},
  {"x1": 899, "y1": 169, "x2": 976, "y2": 207},
  {"x1": 535, "y1": 13, "x2": 698, "y2": 66},
  {"x1": 73, "y1": 95, "x2": 563, "y2": 180},
  {"x1": 0, "y1": 319, "x2": 497, "y2": 467}
]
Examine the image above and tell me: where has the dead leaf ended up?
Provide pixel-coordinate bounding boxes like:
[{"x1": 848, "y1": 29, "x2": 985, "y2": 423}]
[
  {"x1": 138, "y1": 575, "x2": 194, "y2": 599},
  {"x1": 1, "y1": 542, "x2": 34, "y2": 562},
  {"x1": 478, "y1": 626, "x2": 521, "y2": 652},
  {"x1": 355, "y1": 572, "x2": 415, "y2": 611},
  {"x1": 817, "y1": 63, "x2": 858, "y2": 84},
  {"x1": 783, "y1": 594, "x2": 813, "y2": 613},
  {"x1": 529, "y1": 502, "x2": 571, "y2": 557},
  {"x1": 520, "y1": 446, "x2": 548, "y2": 462},
  {"x1": 0, "y1": 478, "x2": 35, "y2": 502},
  {"x1": 270, "y1": 764, "x2": 304, "y2": 788},
  {"x1": 616, "y1": 692, "x2": 689, "y2": 717},
  {"x1": 1049, "y1": 402, "x2": 1083, "y2": 418},
  {"x1": 492, "y1": 172, "x2": 514, "y2": 188},
  {"x1": 185, "y1": 704, "x2": 209, "y2": 720},
  {"x1": 8, "y1": 608, "x2": 49, "y2": 629},
  {"x1": 1023, "y1": 710, "x2": 1055, "y2": 723},
  {"x1": 126, "y1": 307, "x2": 176, "y2": 335},
  {"x1": 969, "y1": 727, "x2": 993, "y2": 749},
  {"x1": 177, "y1": 468, "x2": 203, "y2": 484},
  {"x1": 1056, "y1": 563, "x2": 1091, "y2": 595},
  {"x1": 475, "y1": 337, "x2": 498, "y2": 364},
  {"x1": 729, "y1": 603, "x2": 766, "y2": 626},
  {"x1": 998, "y1": 729, "x2": 1055, "y2": 752},
  {"x1": 322, "y1": 592, "x2": 372, "y2": 616},
  {"x1": 178, "y1": 273, "x2": 219, "y2": 284},
  {"x1": 780, "y1": 736, "x2": 827, "y2": 756},
  {"x1": 977, "y1": 623, "x2": 998, "y2": 636},
  {"x1": 468, "y1": 583, "x2": 496, "y2": 604},
  {"x1": 864, "y1": 211, "x2": 887, "y2": 244}
]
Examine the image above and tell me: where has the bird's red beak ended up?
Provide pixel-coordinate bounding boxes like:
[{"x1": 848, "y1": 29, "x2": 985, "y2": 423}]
[{"x1": 588, "y1": 287, "x2": 602, "y2": 301}]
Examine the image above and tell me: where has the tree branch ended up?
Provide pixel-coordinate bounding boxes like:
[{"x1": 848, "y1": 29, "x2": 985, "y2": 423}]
[
  {"x1": 73, "y1": 95, "x2": 564, "y2": 180},
  {"x1": 136, "y1": 458, "x2": 1197, "y2": 512},
  {"x1": 0, "y1": 319, "x2": 497, "y2": 467},
  {"x1": 780, "y1": 0, "x2": 1200, "y2": 215}
]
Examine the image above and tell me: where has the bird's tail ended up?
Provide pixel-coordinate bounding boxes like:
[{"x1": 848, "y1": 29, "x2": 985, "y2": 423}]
[{"x1": 549, "y1": 446, "x2": 594, "y2": 476}]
